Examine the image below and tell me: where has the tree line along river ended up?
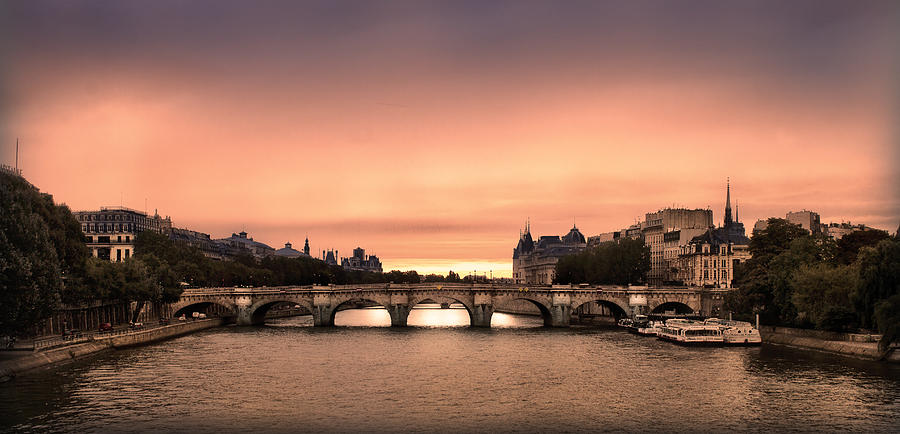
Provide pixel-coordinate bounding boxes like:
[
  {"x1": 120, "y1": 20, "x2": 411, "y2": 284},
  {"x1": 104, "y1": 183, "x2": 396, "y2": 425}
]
[{"x1": 1, "y1": 307, "x2": 899, "y2": 433}]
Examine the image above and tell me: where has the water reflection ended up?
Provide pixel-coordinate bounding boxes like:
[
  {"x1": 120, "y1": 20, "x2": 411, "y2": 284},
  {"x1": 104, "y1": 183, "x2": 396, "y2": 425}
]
[
  {"x1": 408, "y1": 304, "x2": 470, "y2": 327},
  {"x1": 3, "y1": 313, "x2": 898, "y2": 433},
  {"x1": 334, "y1": 307, "x2": 391, "y2": 327},
  {"x1": 324, "y1": 305, "x2": 549, "y2": 328}
]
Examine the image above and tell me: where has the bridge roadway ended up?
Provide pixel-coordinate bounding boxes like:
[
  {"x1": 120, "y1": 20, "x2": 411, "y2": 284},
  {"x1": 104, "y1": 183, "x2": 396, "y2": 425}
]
[{"x1": 173, "y1": 283, "x2": 730, "y2": 328}]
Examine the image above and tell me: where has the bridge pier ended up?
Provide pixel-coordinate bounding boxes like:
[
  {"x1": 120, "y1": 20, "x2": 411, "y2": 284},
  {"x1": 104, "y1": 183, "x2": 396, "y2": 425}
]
[
  {"x1": 470, "y1": 304, "x2": 493, "y2": 327},
  {"x1": 550, "y1": 304, "x2": 571, "y2": 327},
  {"x1": 388, "y1": 304, "x2": 411, "y2": 327},
  {"x1": 313, "y1": 306, "x2": 334, "y2": 327}
]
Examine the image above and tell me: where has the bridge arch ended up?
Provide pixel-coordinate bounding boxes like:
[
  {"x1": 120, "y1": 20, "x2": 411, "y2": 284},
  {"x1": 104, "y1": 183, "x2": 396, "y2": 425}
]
[
  {"x1": 246, "y1": 299, "x2": 314, "y2": 325},
  {"x1": 172, "y1": 300, "x2": 236, "y2": 319},
  {"x1": 492, "y1": 295, "x2": 554, "y2": 327},
  {"x1": 571, "y1": 298, "x2": 630, "y2": 322},
  {"x1": 329, "y1": 297, "x2": 392, "y2": 326},
  {"x1": 650, "y1": 301, "x2": 694, "y2": 315},
  {"x1": 407, "y1": 294, "x2": 474, "y2": 327}
]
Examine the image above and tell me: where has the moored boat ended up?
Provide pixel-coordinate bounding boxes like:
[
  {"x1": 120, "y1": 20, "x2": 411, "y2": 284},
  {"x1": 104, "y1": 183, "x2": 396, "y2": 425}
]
[
  {"x1": 656, "y1": 319, "x2": 724, "y2": 346},
  {"x1": 703, "y1": 318, "x2": 761, "y2": 346}
]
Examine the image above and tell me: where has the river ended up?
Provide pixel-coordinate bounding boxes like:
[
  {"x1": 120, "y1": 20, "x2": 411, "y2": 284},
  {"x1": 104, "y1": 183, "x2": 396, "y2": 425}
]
[{"x1": 2, "y1": 306, "x2": 899, "y2": 433}]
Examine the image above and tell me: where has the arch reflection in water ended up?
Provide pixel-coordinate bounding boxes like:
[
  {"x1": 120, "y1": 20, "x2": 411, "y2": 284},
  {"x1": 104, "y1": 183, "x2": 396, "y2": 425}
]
[
  {"x1": 333, "y1": 307, "x2": 391, "y2": 327},
  {"x1": 326, "y1": 306, "x2": 546, "y2": 328},
  {"x1": 491, "y1": 312, "x2": 545, "y2": 328},
  {"x1": 407, "y1": 303, "x2": 470, "y2": 327}
]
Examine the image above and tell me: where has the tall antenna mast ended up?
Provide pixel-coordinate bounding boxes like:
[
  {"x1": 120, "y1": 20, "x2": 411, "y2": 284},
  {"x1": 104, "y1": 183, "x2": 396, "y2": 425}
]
[{"x1": 15, "y1": 138, "x2": 19, "y2": 171}]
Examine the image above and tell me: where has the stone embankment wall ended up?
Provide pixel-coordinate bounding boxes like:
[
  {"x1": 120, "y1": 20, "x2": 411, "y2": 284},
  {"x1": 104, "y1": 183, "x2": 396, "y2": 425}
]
[
  {"x1": 760, "y1": 325, "x2": 899, "y2": 362},
  {"x1": 0, "y1": 318, "x2": 224, "y2": 382}
]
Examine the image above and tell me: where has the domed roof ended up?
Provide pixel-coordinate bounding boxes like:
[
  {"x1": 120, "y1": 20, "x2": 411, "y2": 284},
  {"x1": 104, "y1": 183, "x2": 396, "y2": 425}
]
[{"x1": 562, "y1": 225, "x2": 586, "y2": 244}]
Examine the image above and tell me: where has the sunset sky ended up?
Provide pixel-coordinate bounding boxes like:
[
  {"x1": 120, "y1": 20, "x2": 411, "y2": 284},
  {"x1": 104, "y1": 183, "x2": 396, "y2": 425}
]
[{"x1": 1, "y1": 1, "x2": 898, "y2": 277}]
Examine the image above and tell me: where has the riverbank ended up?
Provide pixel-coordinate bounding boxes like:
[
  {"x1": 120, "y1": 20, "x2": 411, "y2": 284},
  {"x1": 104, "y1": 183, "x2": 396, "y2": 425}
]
[
  {"x1": 760, "y1": 325, "x2": 899, "y2": 362},
  {"x1": 0, "y1": 318, "x2": 224, "y2": 382}
]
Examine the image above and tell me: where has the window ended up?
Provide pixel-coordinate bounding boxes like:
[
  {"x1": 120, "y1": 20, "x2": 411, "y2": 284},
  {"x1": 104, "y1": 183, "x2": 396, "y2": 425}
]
[
  {"x1": 116, "y1": 249, "x2": 122, "y2": 262},
  {"x1": 124, "y1": 249, "x2": 130, "y2": 259},
  {"x1": 126, "y1": 236, "x2": 130, "y2": 242},
  {"x1": 722, "y1": 259, "x2": 726, "y2": 268},
  {"x1": 117, "y1": 236, "x2": 122, "y2": 242}
]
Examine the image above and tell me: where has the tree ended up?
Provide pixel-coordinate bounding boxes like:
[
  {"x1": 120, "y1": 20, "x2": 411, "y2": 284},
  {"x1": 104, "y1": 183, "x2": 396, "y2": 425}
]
[
  {"x1": 726, "y1": 219, "x2": 820, "y2": 325},
  {"x1": 791, "y1": 263, "x2": 858, "y2": 330},
  {"x1": 854, "y1": 237, "x2": 900, "y2": 330},
  {"x1": 554, "y1": 238, "x2": 650, "y2": 285},
  {"x1": 874, "y1": 294, "x2": 900, "y2": 352},
  {"x1": 835, "y1": 229, "x2": 890, "y2": 265},
  {"x1": 1, "y1": 175, "x2": 64, "y2": 336}
]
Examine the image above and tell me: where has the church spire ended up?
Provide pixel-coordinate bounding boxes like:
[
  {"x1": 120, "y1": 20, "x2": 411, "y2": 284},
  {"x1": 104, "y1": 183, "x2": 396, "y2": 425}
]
[{"x1": 724, "y1": 178, "x2": 733, "y2": 226}]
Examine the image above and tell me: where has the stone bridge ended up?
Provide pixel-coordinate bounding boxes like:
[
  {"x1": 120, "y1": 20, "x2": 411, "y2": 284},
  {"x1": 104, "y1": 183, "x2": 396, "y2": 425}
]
[{"x1": 171, "y1": 284, "x2": 730, "y2": 328}]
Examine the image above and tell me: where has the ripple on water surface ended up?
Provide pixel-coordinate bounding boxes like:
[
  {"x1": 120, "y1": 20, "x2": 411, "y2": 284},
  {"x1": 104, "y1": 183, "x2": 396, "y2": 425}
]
[{"x1": 2, "y1": 312, "x2": 899, "y2": 433}]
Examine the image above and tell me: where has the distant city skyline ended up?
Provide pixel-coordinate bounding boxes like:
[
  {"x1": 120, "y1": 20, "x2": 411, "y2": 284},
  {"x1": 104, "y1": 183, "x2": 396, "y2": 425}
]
[{"x1": 2, "y1": 0, "x2": 898, "y2": 277}]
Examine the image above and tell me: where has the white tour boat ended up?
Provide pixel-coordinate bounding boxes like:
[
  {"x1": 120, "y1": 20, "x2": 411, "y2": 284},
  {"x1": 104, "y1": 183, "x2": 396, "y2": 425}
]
[
  {"x1": 656, "y1": 319, "x2": 724, "y2": 346},
  {"x1": 703, "y1": 318, "x2": 762, "y2": 346}
]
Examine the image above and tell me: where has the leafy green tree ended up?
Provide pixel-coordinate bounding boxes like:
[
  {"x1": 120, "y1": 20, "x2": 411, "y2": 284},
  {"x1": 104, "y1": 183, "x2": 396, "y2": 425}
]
[
  {"x1": 874, "y1": 294, "x2": 900, "y2": 352},
  {"x1": 1, "y1": 174, "x2": 64, "y2": 336},
  {"x1": 726, "y1": 219, "x2": 816, "y2": 325},
  {"x1": 835, "y1": 229, "x2": 889, "y2": 265},
  {"x1": 791, "y1": 263, "x2": 858, "y2": 330},
  {"x1": 423, "y1": 274, "x2": 445, "y2": 282},
  {"x1": 554, "y1": 238, "x2": 650, "y2": 285},
  {"x1": 854, "y1": 237, "x2": 900, "y2": 330}
]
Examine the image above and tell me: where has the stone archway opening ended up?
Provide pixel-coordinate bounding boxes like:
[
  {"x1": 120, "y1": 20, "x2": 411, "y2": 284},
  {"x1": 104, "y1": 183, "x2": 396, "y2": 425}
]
[
  {"x1": 571, "y1": 300, "x2": 628, "y2": 326},
  {"x1": 173, "y1": 302, "x2": 235, "y2": 320},
  {"x1": 407, "y1": 297, "x2": 472, "y2": 327},
  {"x1": 331, "y1": 298, "x2": 391, "y2": 327},
  {"x1": 651, "y1": 302, "x2": 694, "y2": 315},
  {"x1": 491, "y1": 298, "x2": 552, "y2": 328},
  {"x1": 250, "y1": 301, "x2": 312, "y2": 326}
]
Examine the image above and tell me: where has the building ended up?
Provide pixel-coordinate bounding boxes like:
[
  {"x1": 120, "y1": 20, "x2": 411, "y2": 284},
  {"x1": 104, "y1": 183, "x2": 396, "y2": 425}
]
[
  {"x1": 822, "y1": 222, "x2": 872, "y2": 240},
  {"x1": 512, "y1": 221, "x2": 587, "y2": 285},
  {"x1": 752, "y1": 219, "x2": 769, "y2": 234},
  {"x1": 587, "y1": 222, "x2": 643, "y2": 247},
  {"x1": 216, "y1": 231, "x2": 274, "y2": 258},
  {"x1": 786, "y1": 210, "x2": 821, "y2": 234},
  {"x1": 341, "y1": 247, "x2": 383, "y2": 272},
  {"x1": 323, "y1": 249, "x2": 338, "y2": 266},
  {"x1": 642, "y1": 207, "x2": 713, "y2": 285},
  {"x1": 170, "y1": 227, "x2": 241, "y2": 260},
  {"x1": 676, "y1": 182, "x2": 750, "y2": 288},
  {"x1": 661, "y1": 228, "x2": 709, "y2": 283},
  {"x1": 74, "y1": 207, "x2": 172, "y2": 262},
  {"x1": 275, "y1": 242, "x2": 305, "y2": 258}
]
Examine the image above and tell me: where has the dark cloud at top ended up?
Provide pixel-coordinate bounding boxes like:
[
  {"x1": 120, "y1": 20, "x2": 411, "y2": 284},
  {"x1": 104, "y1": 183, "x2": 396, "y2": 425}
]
[{"x1": 4, "y1": 0, "x2": 897, "y2": 84}]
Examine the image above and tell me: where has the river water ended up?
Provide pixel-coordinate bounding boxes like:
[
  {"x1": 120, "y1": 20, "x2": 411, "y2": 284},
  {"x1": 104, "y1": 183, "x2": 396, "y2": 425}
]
[{"x1": 2, "y1": 307, "x2": 899, "y2": 433}]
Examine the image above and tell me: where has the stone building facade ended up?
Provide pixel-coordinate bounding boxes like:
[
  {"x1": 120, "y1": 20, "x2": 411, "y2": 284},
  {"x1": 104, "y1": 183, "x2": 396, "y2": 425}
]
[
  {"x1": 341, "y1": 247, "x2": 383, "y2": 272},
  {"x1": 74, "y1": 207, "x2": 172, "y2": 262},
  {"x1": 512, "y1": 222, "x2": 587, "y2": 285},
  {"x1": 676, "y1": 182, "x2": 750, "y2": 288},
  {"x1": 642, "y1": 208, "x2": 713, "y2": 285},
  {"x1": 216, "y1": 231, "x2": 275, "y2": 258}
]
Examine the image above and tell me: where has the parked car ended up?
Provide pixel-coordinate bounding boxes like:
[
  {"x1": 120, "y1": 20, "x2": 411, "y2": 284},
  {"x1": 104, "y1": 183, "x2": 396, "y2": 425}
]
[
  {"x1": 129, "y1": 321, "x2": 144, "y2": 329},
  {"x1": 159, "y1": 317, "x2": 170, "y2": 325},
  {"x1": 98, "y1": 322, "x2": 113, "y2": 332}
]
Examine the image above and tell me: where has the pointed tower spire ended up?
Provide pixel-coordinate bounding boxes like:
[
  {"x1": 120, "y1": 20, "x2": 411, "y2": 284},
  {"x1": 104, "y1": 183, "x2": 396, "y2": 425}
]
[{"x1": 724, "y1": 178, "x2": 733, "y2": 226}]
